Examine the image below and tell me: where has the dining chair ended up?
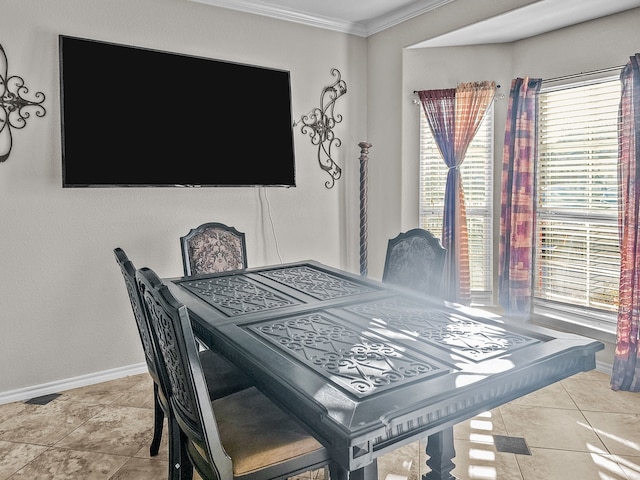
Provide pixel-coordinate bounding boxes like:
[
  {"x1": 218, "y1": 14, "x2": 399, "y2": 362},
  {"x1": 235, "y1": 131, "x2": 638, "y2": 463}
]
[
  {"x1": 382, "y1": 228, "x2": 447, "y2": 297},
  {"x1": 113, "y1": 248, "x2": 254, "y2": 463},
  {"x1": 136, "y1": 266, "x2": 334, "y2": 480},
  {"x1": 180, "y1": 222, "x2": 248, "y2": 276}
]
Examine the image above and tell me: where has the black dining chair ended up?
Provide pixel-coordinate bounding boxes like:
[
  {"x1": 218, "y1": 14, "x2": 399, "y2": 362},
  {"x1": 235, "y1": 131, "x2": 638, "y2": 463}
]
[
  {"x1": 180, "y1": 222, "x2": 248, "y2": 276},
  {"x1": 382, "y1": 228, "x2": 447, "y2": 297},
  {"x1": 136, "y1": 266, "x2": 334, "y2": 480},
  {"x1": 113, "y1": 248, "x2": 254, "y2": 468}
]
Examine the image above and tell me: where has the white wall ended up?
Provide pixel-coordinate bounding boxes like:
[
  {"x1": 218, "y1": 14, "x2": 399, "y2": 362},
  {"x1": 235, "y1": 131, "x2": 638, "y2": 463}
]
[
  {"x1": 0, "y1": 0, "x2": 367, "y2": 396},
  {"x1": 3, "y1": 0, "x2": 635, "y2": 398}
]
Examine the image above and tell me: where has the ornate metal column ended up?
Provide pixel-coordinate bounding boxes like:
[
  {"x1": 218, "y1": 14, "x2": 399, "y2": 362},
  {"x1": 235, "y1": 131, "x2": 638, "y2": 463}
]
[{"x1": 358, "y1": 141, "x2": 371, "y2": 277}]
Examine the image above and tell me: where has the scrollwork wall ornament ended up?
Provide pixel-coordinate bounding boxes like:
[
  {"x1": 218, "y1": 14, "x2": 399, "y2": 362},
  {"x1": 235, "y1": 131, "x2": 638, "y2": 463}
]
[
  {"x1": 295, "y1": 68, "x2": 346, "y2": 188},
  {"x1": 0, "y1": 43, "x2": 46, "y2": 162}
]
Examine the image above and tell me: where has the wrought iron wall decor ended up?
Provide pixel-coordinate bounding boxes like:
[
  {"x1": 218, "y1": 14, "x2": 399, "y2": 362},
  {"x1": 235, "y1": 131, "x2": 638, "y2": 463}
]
[
  {"x1": 0, "y1": 43, "x2": 46, "y2": 162},
  {"x1": 295, "y1": 68, "x2": 346, "y2": 189}
]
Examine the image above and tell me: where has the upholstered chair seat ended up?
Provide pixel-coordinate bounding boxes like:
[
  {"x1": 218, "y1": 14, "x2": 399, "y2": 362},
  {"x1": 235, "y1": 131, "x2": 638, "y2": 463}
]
[{"x1": 189, "y1": 387, "x2": 326, "y2": 479}]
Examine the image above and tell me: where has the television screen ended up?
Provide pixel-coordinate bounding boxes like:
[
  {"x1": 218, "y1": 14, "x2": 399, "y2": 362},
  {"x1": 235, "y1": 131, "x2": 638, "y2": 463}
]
[{"x1": 59, "y1": 36, "x2": 296, "y2": 187}]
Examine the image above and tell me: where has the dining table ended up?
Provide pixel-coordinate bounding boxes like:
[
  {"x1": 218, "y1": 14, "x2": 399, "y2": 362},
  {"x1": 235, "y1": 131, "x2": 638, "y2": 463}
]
[{"x1": 165, "y1": 260, "x2": 604, "y2": 480}]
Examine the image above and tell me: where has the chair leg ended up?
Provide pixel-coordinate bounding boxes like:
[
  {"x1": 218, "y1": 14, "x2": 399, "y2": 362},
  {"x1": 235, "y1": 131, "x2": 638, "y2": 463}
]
[
  {"x1": 150, "y1": 383, "x2": 164, "y2": 456},
  {"x1": 171, "y1": 420, "x2": 193, "y2": 480}
]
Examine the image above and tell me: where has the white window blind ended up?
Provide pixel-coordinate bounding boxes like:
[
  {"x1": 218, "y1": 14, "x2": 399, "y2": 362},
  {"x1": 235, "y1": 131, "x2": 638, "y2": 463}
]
[
  {"x1": 536, "y1": 78, "x2": 620, "y2": 319},
  {"x1": 419, "y1": 103, "x2": 494, "y2": 300}
]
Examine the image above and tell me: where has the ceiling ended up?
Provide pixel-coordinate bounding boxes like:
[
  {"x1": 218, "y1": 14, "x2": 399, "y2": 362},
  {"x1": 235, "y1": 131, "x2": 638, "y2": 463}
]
[{"x1": 191, "y1": 0, "x2": 640, "y2": 41}]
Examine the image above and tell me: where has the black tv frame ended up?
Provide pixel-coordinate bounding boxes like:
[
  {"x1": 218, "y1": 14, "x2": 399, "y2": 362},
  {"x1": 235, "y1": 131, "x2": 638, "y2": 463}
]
[{"x1": 59, "y1": 35, "x2": 296, "y2": 188}]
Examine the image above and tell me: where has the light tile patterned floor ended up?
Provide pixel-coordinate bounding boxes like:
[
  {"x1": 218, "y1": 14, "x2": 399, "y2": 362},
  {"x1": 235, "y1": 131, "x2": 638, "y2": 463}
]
[{"x1": 0, "y1": 370, "x2": 639, "y2": 480}]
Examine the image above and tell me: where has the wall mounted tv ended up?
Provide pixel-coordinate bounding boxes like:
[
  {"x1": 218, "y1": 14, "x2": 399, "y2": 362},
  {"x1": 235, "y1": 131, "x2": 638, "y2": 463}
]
[{"x1": 59, "y1": 35, "x2": 296, "y2": 187}]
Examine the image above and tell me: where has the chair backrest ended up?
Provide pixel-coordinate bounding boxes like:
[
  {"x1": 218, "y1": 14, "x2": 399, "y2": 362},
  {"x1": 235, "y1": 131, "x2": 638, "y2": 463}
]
[
  {"x1": 113, "y1": 247, "x2": 160, "y2": 383},
  {"x1": 136, "y1": 267, "x2": 233, "y2": 480},
  {"x1": 180, "y1": 222, "x2": 248, "y2": 276},
  {"x1": 382, "y1": 228, "x2": 447, "y2": 297}
]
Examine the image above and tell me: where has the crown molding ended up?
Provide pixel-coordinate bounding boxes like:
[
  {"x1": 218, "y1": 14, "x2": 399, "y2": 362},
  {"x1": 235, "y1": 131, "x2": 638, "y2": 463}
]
[
  {"x1": 190, "y1": 0, "x2": 455, "y2": 37},
  {"x1": 365, "y1": 0, "x2": 456, "y2": 36},
  {"x1": 191, "y1": 0, "x2": 366, "y2": 36}
]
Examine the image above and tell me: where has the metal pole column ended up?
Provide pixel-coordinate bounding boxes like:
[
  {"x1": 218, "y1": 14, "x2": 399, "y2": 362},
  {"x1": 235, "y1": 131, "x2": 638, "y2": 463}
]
[{"x1": 358, "y1": 141, "x2": 372, "y2": 277}]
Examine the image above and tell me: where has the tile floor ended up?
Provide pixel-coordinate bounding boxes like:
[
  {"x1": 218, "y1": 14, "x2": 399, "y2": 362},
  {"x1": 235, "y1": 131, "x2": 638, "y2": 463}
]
[{"x1": 0, "y1": 369, "x2": 639, "y2": 480}]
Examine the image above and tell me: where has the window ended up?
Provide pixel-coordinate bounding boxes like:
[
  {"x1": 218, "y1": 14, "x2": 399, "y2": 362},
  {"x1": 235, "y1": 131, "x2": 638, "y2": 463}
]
[
  {"x1": 535, "y1": 78, "x2": 620, "y2": 326},
  {"x1": 419, "y1": 104, "x2": 494, "y2": 302}
]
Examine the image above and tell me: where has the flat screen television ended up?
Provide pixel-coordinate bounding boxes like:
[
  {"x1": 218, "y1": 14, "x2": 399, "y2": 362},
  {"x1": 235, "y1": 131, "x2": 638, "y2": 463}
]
[{"x1": 59, "y1": 35, "x2": 296, "y2": 187}]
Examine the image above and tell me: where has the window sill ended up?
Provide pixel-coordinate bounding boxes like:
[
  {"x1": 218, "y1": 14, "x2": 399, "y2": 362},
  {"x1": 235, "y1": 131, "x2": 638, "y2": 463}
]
[
  {"x1": 471, "y1": 303, "x2": 616, "y2": 345},
  {"x1": 470, "y1": 303, "x2": 615, "y2": 374},
  {"x1": 530, "y1": 308, "x2": 616, "y2": 345}
]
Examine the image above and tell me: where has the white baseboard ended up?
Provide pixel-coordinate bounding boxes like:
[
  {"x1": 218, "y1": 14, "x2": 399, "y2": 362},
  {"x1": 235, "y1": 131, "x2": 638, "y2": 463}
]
[
  {"x1": 595, "y1": 359, "x2": 613, "y2": 376},
  {"x1": 0, "y1": 363, "x2": 148, "y2": 405}
]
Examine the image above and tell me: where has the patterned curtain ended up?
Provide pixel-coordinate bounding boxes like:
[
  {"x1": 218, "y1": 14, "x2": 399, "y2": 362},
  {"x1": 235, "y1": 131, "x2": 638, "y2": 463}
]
[
  {"x1": 419, "y1": 81, "x2": 496, "y2": 304},
  {"x1": 611, "y1": 54, "x2": 640, "y2": 392},
  {"x1": 498, "y1": 77, "x2": 542, "y2": 317}
]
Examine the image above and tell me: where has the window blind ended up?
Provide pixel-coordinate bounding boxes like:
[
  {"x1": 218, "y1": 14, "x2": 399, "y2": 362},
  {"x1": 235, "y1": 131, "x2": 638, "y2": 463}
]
[
  {"x1": 536, "y1": 78, "x2": 620, "y2": 317},
  {"x1": 419, "y1": 103, "x2": 494, "y2": 299}
]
